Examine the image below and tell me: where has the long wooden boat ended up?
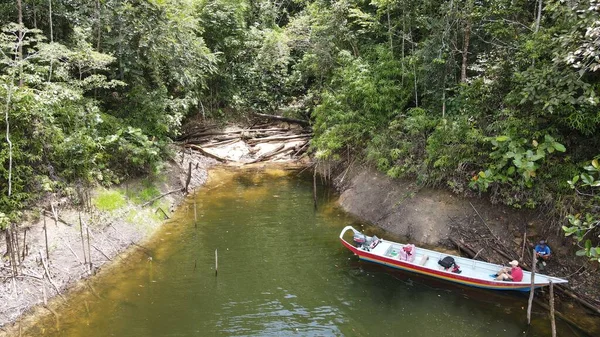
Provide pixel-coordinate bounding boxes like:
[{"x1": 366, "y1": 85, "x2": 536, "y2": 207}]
[{"x1": 340, "y1": 226, "x2": 567, "y2": 291}]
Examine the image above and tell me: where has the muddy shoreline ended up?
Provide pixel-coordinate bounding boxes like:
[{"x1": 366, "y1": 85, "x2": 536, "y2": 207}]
[{"x1": 0, "y1": 151, "x2": 215, "y2": 335}]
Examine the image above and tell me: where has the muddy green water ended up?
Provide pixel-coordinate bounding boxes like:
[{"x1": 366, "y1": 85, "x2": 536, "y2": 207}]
[{"x1": 27, "y1": 168, "x2": 585, "y2": 337}]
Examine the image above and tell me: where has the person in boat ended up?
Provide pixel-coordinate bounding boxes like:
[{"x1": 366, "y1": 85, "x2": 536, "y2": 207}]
[
  {"x1": 398, "y1": 244, "x2": 416, "y2": 262},
  {"x1": 495, "y1": 260, "x2": 523, "y2": 282},
  {"x1": 534, "y1": 240, "x2": 551, "y2": 270}
]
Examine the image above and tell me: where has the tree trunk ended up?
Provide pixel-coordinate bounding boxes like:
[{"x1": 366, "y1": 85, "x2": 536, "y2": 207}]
[
  {"x1": 535, "y1": 0, "x2": 543, "y2": 33},
  {"x1": 4, "y1": 79, "x2": 13, "y2": 197},
  {"x1": 17, "y1": 0, "x2": 23, "y2": 87},
  {"x1": 32, "y1": 0, "x2": 37, "y2": 28},
  {"x1": 401, "y1": 7, "x2": 405, "y2": 86},
  {"x1": 48, "y1": 0, "x2": 54, "y2": 82},
  {"x1": 96, "y1": 0, "x2": 102, "y2": 51},
  {"x1": 387, "y1": 5, "x2": 393, "y2": 54},
  {"x1": 461, "y1": 1, "x2": 473, "y2": 83},
  {"x1": 48, "y1": 0, "x2": 53, "y2": 42},
  {"x1": 410, "y1": 29, "x2": 418, "y2": 107},
  {"x1": 460, "y1": 22, "x2": 470, "y2": 83}
]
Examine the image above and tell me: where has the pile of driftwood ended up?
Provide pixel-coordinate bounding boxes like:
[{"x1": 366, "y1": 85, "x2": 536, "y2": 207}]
[{"x1": 177, "y1": 120, "x2": 312, "y2": 164}]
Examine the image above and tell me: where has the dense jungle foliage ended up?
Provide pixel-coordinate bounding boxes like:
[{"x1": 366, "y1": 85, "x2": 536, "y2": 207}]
[{"x1": 1, "y1": 0, "x2": 599, "y2": 259}]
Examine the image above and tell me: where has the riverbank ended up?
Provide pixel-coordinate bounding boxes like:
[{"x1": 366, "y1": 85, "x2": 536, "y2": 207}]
[
  {"x1": 0, "y1": 150, "x2": 216, "y2": 333},
  {"x1": 332, "y1": 163, "x2": 600, "y2": 334},
  {"x1": 0, "y1": 121, "x2": 310, "y2": 334}
]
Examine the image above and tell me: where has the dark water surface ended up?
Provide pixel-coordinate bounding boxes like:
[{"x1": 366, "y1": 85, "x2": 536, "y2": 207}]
[{"x1": 27, "y1": 168, "x2": 585, "y2": 336}]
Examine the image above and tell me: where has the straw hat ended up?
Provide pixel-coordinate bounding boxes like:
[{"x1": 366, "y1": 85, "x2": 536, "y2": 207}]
[{"x1": 509, "y1": 260, "x2": 519, "y2": 266}]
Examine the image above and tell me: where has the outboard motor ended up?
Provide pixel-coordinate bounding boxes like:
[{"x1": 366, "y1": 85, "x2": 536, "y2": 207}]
[
  {"x1": 353, "y1": 233, "x2": 367, "y2": 248},
  {"x1": 353, "y1": 233, "x2": 380, "y2": 251}
]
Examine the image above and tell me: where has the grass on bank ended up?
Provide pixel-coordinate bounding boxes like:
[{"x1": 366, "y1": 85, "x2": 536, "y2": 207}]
[{"x1": 93, "y1": 190, "x2": 127, "y2": 211}]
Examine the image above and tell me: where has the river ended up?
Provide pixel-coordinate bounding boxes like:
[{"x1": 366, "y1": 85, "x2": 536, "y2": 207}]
[{"x1": 26, "y1": 167, "x2": 586, "y2": 336}]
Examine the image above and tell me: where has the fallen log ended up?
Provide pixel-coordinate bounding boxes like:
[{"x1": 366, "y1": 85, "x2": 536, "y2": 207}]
[
  {"x1": 200, "y1": 138, "x2": 241, "y2": 148},
  {"x1": 185, "y1": 135, "x2": 241, "y2": 144},
  {"x1": 253, "y1": 112, "x2": 310, "y2": 127},
  {"x1": 185, "y1": 144, "x2": 229, "y2": 162},
  {"x1": 245, "y1": 144, "x2": 285, "y2": 164},
  {"x1": 449, "y1": 237, "x2": 478, "y2": 258},
  {"x1": 180, "y1": 127, "x2": 303, "y2": 142},
  {"x1": 555, "y1": 283, "x2": 600, "y2": 315},
  {"x1": 292, "y1": 141, "x2": 310, "y2": 157},
  {"x1": 141, "y1": 188, "x2": 183, "y2": 207},
  {"x1": 247, "y1": 134, "x2": 312, "y2": 144},
  {"x1": 491, "y1": 245, "x2": 518, "y2": 262}
]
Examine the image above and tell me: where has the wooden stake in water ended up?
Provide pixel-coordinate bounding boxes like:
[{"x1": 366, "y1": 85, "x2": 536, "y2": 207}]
[
  {"x1": 549, "y1": 280, "x2": 556, "y2": 337},
  {"x1": 527, "y1": 249, "x2": 536, "y2": 324},
  {"x1": 215, "y1": 248, "x2": 218, "y2": 276},
  {"x1": 313, "y1": 167, "x2": 318, "y2": 209},
  {"x1": 194, "y1": 200, "x2": 197, "y2": 228}
]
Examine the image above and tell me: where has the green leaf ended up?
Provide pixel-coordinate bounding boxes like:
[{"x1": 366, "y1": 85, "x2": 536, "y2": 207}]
[
  {"x1": 496, "y1": 136, "x2": 509, "y2": 142},
  {"x1": 513, "y1": 158, "x2": 523, "y2": 168},
  {"x1": 553, "y1": 142, "x2": 566, "y2": 152},
  {"x1": 562, "y1": 226, "x2": 576, "y2": 236},
  {"x1": 593, "y1": 159, "x2": 599, "y2": 169},
  {"x1": 572, "y1": 175, "x2": 580, "y2": 184},
  {"x1": 575, "y1": 249, "x2": 588, "y2": 256},
  {"x1": 507, "y1": 166, "x2": 515, "y2": 175},
  {"x1": 529, "y1": 154, "x2": 544, "y2": 161},
  {"x1": 581, "y1": 173, "x2": 593, "y2": 185},
  {"x1": 585, "y1": 239, "x2": 592, "y2": 250}
]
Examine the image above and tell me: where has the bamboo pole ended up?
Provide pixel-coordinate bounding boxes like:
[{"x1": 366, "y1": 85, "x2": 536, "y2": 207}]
[
  {"x1": 79, "y1": 212, "x2": 87, "y2": 266},
  {"x1": 155, "y1": 207, "x2": 170, "y2": 220},
  {"x1": 7, "y1": 227, "x2": 17, "y2": 277},
  {"x1": 549, "y1": 280, "x2": 556, "y2": 337},
  {"x1": 215, "y1": 249, "x2": 218, "y2": 276},
  {"x1": 40, "y1": 279, "x2": 47, "y2": 306},
  {"x1": 13, "y1": 225, "x2": 21, "y2": 263},
  {"x1": 185, "y1": 161, "x2": 192, "y2": 193},
  {"x1": 527, "y1": 249, "x2": 536, "y2": 324},
  {"x1": 313, "y1": 167, "x2": 318, "y2": 210},
  {"x1": 51, "y1": 204, "x2": 58, "y2": 227},
  {"x1": 21, "y1": 228, "x2": 27, "y2": 261},
  {"x1": 39, "y1": 250, "x2": 64, "y2": 300},
  {"x1": 86, "y1": 226, "x2": 92, "y2": 273},
  {"x1": 44, "y1": 216, "x2": 49, "y2": 261},
  {"x1": 520, "y1": 230, "x2": 527, "y2": 260}
]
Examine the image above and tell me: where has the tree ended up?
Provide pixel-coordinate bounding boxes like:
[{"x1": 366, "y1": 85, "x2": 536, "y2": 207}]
[{"x1": 564, "y1": 159, "x2": 600, "y2": 262}]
